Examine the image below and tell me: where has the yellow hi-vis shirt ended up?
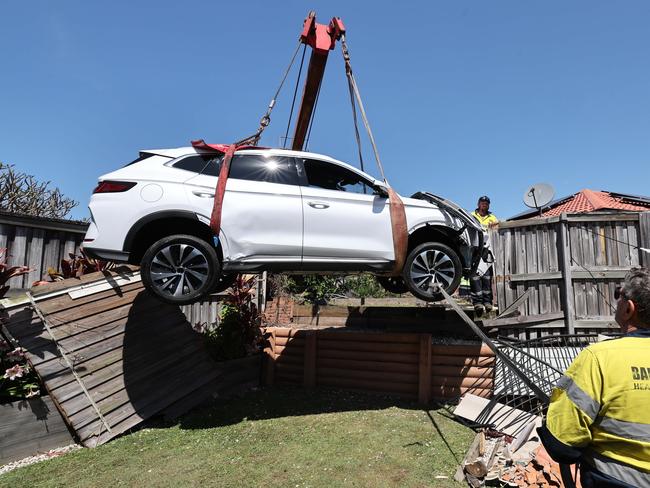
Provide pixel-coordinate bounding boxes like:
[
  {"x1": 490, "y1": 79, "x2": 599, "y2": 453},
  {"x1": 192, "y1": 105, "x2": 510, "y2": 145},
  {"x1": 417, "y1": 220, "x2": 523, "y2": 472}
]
[
  {"x1": 471, "y1": 210, "x2": 498, "y2": 229},
  {"x1": 546, "y1": 333, "x2": 650, "y2": 485}
]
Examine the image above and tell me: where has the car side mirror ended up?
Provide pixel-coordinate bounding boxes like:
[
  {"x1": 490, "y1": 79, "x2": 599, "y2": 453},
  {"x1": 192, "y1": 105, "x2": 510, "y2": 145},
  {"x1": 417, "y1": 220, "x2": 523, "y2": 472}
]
[{"x1": 373, "y1": 183, "x2": 389, "y2": 198}]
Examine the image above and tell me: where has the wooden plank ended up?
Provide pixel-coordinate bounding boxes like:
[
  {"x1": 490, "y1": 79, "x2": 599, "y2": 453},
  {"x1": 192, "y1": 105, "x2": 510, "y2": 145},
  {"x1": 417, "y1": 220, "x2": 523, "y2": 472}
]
[
  {"x1": 264, "y1": 330, "x2": 276, "y2": 386},
  {"x1": 318, "y1": 367, "x2": 417, "y2": 385},
  {"x1": 317, "y1": 348, "x2": 418, "y2": 364},
  {"x1": 316, "y1": 330, "x2": 420, "y2": 343},
  {"x1": 316, "y1": 339, "x2": 419, "y2": 354},
  {"x1": 628, "y1": 221, "x2": 640, "y2": 266},
  {"x1": 431, "y1": 355, "x2": 495, "y2": 368},
  {"x1": 23, "y1": 305, "x2": 189, "y2": 367},
  {"x1": 432, "y1": 376, "x2": 494, "y2": 389},
  {"x1": 51, "y1": 333, "x2": 205, "y2": 402},
  {"x1": 303, "y1": 331, "x2": 317, "y2": 388},
  {"x1": 431, "y1": 344, "x2": 494, "y2": 357},
  {"x1": 25, "y1": 228, "x2": 46, "y2": 287},
  {"x1": 566, "y1": 214, "x2": 639, "y2": 223},
  {"x1": 7, "y1": 226, "x2": 28, "y2": 288},
  {"x1": 558, "y1": 216, "x2": 575, "y2": 333},
  {"x1": 497, "y1": 215, "x2": 560, "y2": 229},
  {"x1": 616, "y1": 222, "x2": 631, "y2": 266},
  {"x1": 525, "y1": 228, "x2": 539, "y2": 315},
  {"x1": 418, "y1": 334, "x2": 432, "y2": 404},
  {"x1": 0, "y1": 222, "x2": 10, "y2": 250},
  {"x1": 431, "y1": 366, "x2": 494, "y2": 379},
  {"x1": 42, "y1": 231, "x2": 62, "y2": 278},
  {"x1": 482, "y1": 311, "x2": 565, "y2": 328},
  {"x1": 317, "y1": 357, "x2": 419, "y2": 374},
  {"x1": 509, "y1": 272, "x2": 562, "y2": 282},
  {"x1": 640, "y1": 213, "x2": 650, "y2": 269}
]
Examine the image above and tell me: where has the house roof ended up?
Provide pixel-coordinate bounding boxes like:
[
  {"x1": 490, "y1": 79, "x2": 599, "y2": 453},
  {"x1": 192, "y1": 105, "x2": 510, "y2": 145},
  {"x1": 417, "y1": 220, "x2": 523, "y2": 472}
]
[{"x1": 509, "y1": 189, "x2": 650, "y2": 220}]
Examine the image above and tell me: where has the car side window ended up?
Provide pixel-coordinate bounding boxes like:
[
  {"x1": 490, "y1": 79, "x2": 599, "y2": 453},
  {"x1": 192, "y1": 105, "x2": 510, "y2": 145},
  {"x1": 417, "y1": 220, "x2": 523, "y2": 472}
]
[
  {"x1": 229, "y1": 155, "x2": 299, "y2": 185},
  {"x1": 300, "y1": 158, "x2": 372, "y2": 195},
  {"x1": 173, "y1": 154, "x2": 222, "y2": 176}
]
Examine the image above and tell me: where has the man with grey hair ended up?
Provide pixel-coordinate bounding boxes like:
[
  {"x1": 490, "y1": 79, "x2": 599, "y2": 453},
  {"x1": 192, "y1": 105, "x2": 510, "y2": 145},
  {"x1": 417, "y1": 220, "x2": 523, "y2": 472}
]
[{"x1": 539, "y1": 267, "x2": 650, "y2": 487}]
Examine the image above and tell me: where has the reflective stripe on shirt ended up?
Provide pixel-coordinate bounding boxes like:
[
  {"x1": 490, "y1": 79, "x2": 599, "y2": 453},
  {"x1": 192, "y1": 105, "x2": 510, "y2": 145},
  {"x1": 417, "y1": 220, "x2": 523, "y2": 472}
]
[
  {"x1": 556, "y1": 374, "x2": 601, "y2": 421},
  {"x1": 585, "y1": 450, "x2": 650, "y2": 486}
]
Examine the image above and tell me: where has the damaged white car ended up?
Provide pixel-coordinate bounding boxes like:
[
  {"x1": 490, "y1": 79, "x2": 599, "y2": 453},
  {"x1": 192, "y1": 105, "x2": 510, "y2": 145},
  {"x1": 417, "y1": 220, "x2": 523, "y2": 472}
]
[{"x1": 83, "y1": 146, "x2": 485, "y2": 305}]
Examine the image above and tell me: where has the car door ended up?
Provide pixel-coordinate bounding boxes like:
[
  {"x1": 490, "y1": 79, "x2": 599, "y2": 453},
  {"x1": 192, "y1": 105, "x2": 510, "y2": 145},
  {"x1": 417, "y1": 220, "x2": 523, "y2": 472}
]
[
  {"x1": 182, "y1": 152, "x2": 303, "y2": 268},
  {"x1": 297, "y1": 157, "x2": 394, "y2": 269}
]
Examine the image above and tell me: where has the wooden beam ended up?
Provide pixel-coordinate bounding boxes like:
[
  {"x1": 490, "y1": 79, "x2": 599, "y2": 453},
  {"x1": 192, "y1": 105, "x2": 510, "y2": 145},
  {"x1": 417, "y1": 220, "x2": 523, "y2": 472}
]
[
  {"x1": 566, "y1": 213, "x2": 640, "y2": 223},
  {"x1": 557, "y1": 214, "x2": 576, "y2": 334},
  {"x1": 640, "y1": 212, "x2": 650, "y2": 269},
  {"x1": 418, "y1": 334, "x2": 432, "y2": 404},
  {"x1": 303, "y1": 330, "x2": 317, "y2": 388},
  {"x1": 482, "y1": 311, "x2": 564, "y2": 328}
]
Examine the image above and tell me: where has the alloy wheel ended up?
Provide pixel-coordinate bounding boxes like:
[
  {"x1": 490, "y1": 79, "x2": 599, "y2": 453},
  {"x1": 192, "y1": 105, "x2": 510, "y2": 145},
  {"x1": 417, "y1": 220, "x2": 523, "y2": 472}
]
[
  {"x1": 149, "y1": 243, "x2": 210, "y2": 297},
  {"x1": 409, "y1": 248, "x2": 457, "y2": 294}
]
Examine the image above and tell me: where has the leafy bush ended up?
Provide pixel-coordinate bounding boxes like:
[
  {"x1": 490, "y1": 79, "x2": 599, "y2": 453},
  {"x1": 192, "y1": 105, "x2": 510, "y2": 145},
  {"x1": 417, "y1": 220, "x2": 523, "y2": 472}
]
[
  {"x1": 202, "y1": 275, "x2": 263, "y2": 361},
  {"x1": 282, "y1": 275, "x2": 344, "y2": 304},
  {"x1": 1, "y1": 339, "x2": 40, "y2": 401},
  {"x1": 33, "y1": 249, "x2": 114, "y2": 285},
  {"x1": 343, "y1": 273, "x2": 388, "y2": 299}
]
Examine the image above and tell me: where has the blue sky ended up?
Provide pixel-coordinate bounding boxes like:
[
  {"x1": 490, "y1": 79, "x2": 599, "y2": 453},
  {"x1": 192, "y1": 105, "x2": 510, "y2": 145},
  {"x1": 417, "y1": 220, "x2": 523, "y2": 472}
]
[{"x1": 2, "y1": 1, "x2": 650, "y2": 221}]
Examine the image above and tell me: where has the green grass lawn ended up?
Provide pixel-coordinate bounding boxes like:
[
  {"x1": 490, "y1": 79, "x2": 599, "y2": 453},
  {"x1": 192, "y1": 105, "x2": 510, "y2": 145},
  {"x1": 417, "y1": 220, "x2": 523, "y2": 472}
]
[{"x1": 1, "y1": 386, "x2": 473, "y2": 488}]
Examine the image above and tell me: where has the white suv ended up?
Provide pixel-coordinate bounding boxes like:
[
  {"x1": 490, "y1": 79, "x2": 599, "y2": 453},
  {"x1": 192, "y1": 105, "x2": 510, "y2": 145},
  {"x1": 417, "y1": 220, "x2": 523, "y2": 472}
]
[{"x1": 83, "y1": 146, "x2": 484, "y2": 305}]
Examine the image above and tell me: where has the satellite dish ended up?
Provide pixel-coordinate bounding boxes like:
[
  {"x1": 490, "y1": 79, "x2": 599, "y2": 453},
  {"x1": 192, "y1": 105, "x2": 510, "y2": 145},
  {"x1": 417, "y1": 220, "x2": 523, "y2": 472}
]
[{"x1": 523, "y1": 183, "x2": 555, "y2": 212}]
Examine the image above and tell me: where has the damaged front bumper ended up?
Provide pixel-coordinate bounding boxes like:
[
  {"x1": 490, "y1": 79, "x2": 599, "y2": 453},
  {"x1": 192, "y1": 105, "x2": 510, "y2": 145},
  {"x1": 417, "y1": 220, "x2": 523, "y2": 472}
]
[{"x1": 411, "y1": 191, "x2": 486, "y2": 278}]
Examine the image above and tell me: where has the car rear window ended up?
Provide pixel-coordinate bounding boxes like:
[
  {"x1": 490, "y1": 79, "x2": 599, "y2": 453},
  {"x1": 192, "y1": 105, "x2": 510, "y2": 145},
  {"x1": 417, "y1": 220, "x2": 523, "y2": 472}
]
[{"x1": 173, "y1": 154, "x2": 223, "y2": 176}]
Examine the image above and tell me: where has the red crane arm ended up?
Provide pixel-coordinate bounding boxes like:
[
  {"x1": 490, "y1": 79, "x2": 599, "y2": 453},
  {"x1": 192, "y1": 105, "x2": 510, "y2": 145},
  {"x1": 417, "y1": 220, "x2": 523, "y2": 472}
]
[{"x1": 291, "y1": 12, "x2": 345, "y2": 151}]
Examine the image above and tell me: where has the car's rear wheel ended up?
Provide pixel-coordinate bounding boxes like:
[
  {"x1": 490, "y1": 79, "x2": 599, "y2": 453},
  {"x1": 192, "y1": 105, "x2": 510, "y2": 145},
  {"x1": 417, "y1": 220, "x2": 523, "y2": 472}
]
[
  {"x1": 402, "y1": 242, "x2": 462, "y2": 301},
  {"x1": 141, "y1": 234, "x2": 219, "y2": 305},
  {"x1": 376, "y1": 276, "x2": 409, "y2": 295}
]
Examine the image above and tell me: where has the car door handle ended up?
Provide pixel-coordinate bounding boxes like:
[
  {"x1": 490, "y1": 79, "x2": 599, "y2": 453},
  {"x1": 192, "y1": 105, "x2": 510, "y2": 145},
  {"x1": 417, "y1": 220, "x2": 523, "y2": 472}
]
[
  {"x1": 308, "y1": 201, "x2": 330, "y2": 209},
  {"x1": 192, "y1": 191, "x2": 215, "y2": 198}
]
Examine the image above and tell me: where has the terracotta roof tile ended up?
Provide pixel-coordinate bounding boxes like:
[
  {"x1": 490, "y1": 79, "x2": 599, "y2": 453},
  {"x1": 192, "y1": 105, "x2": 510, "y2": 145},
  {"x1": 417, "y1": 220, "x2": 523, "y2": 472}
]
[{"x1": 541, "y1": 189, "x2": 650, "y2": 217}]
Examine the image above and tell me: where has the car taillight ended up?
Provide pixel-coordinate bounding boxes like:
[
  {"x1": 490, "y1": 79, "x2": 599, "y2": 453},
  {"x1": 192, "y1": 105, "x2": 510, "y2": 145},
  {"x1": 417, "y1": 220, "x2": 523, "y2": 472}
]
[{"x1": 93, "y1": 181, "x2": 137, "y2": 193}]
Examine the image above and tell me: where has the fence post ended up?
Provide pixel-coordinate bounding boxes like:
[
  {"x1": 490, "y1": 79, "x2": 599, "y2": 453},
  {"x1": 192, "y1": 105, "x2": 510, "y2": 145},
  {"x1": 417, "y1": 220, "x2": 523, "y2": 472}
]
[
  {"x1": 263, "y1": 329, "x2": 276, "y2": 386},
  {"x1": 418, "y1": 334, "x2": 432, "y2": 404},
  {"x1": 557, "y1": 214, "x2": 575, "y2": 334},
  {"x1": 303, "y1": 330, "x2": 317, "y2": 388},
  {"x1": 640, "y1": 212, "x2": 650, "y2": 269}
]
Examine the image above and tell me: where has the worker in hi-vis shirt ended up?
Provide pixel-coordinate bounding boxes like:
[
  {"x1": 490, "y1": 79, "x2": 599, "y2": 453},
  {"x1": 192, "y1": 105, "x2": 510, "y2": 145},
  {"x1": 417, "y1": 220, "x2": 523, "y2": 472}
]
[
  {"x1": 470, "y1": 196, "x2": 498, "y2": 316},
  {"x1": 538, "y1": 267, "x2": 650, "y2": 487}
]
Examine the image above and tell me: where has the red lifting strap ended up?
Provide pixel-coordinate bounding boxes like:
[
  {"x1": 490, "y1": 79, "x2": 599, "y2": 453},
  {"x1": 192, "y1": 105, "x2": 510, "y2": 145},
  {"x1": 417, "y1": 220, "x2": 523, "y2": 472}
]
[
  {"x1": 209, "y1": 144, "x2": 237, "y2": 237},
  {"x1": 387, "y1": 188, "x2": 408, "y2": 276}
]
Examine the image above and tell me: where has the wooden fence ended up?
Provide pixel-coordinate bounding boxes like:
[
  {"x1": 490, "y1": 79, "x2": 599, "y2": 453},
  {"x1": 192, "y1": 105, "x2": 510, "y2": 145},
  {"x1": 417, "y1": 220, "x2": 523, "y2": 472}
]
[
  {"x1": 264, "y1": 328, "x2": 495, "y2": 402},
  {"x1": 0, "y1": 211, "x2": 88, "y2": 289},
  {"x1": 489, "y1": 212, "x2": 650, "y2": 338}
]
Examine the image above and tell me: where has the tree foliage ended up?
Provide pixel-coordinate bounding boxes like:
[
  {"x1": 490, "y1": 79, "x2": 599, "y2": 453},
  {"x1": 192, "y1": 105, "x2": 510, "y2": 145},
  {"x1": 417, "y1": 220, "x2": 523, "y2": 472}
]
[{"x1": 0, "y1": 162, "x2": 78, "y2": 219}]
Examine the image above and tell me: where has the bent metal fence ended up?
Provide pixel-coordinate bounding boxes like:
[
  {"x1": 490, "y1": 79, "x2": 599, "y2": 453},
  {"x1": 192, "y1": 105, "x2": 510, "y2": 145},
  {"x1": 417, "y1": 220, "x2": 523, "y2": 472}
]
[{"x1": 488, "y1": 211, "x2": 650, "y2": 338}]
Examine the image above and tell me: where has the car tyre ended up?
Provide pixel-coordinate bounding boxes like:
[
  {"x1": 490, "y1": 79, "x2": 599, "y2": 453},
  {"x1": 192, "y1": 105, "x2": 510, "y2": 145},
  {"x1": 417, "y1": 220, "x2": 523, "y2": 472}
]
[
  {"x1": 141, "y1": 234, "x2": 219, "y2": 305},
  {"x1": 402, "y1": 242, "x2": 462, "y2": 301},
  {"x1": 376, "y1": 276, "x2": 409, "y2": 295}
]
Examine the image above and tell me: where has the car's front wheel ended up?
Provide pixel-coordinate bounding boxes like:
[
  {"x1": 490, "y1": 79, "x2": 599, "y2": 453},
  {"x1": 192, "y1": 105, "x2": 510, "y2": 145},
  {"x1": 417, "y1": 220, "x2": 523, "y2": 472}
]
[
  {"x1": 402, "y1": 242, "x2": 462, "y2": 301},
  {"x1": 141, "y1": 234, "x2": 219, "y2": 305}
]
